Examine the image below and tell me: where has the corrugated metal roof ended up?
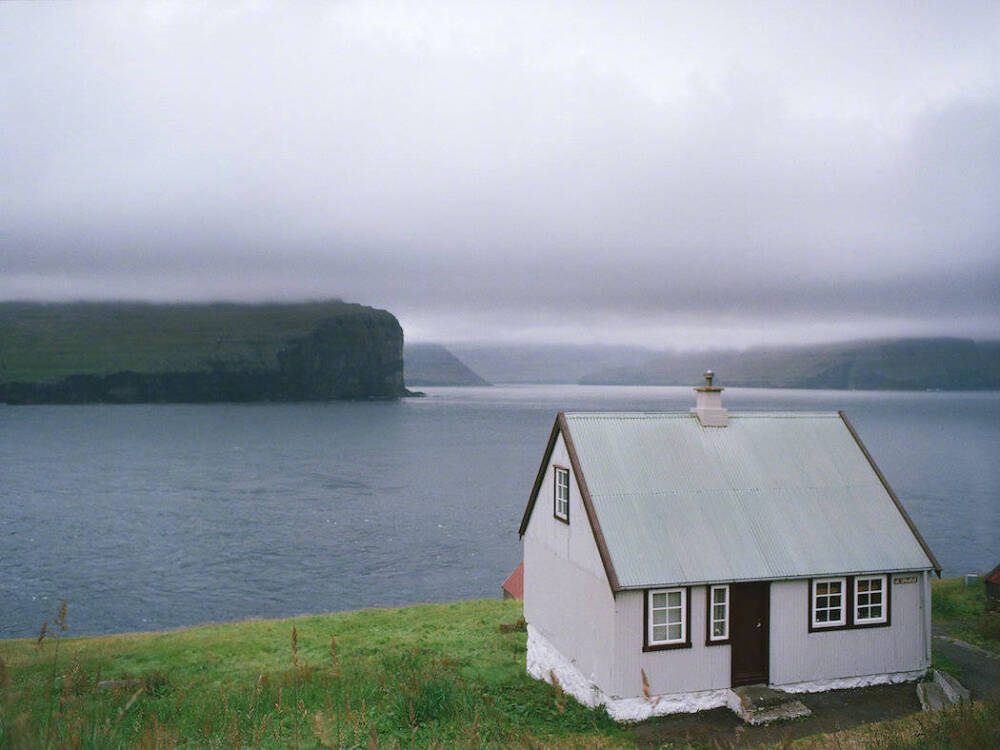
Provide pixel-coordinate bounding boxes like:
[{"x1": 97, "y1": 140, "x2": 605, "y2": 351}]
[{"x1": 563, "y1": 411, "x2": 935, "y2": 588}]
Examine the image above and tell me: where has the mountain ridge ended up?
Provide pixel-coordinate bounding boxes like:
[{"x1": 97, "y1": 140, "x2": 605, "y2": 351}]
[
  {"x1": 403, "y1": 343, "x2": 489, "y2": 386},
  {"x1": 579, "y1": 337, "x2": 1000, "y2": 390}
]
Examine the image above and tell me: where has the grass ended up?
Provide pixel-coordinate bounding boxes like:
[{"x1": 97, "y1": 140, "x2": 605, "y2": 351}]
[
  {"x1": 929, "y1": 653, "x2": 962, "y2": 681},
  {"x1": 0, "y1": 599, "x2": 624, "y2": 749},
  {"x1": 0, "y1": 300, "x2": 387, "y2": 384},
  {"x1": 3, "y1": 581, "x2": 998, "y2": 748},
  {"x1": 791, "y1": 697, "x2": 1000, "y2": 749},
  {"x1": 930, "y1": 577, "x2": 1000, "y2": 653}
]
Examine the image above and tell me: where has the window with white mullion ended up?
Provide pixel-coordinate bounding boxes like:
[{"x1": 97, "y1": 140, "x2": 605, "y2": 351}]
[
  {"x1": 855, "y1": 575, "x2": 887, "y2": 624},
  {"x1": 553, "y1": 467, "x2": 570, "y2": 521},
  {"x1": 648, "y1": 588, "x2": 686, "y2": 645},
  {"x1": 812, "y1": 577, "x2": 847, "y2": 628},
  {"x1": 709, "y1": 585, "x2": 729, "y2": 641}
]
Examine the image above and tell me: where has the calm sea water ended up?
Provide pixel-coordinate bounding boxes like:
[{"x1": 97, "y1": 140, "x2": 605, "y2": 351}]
[{"x1": 1, "y1": 386, "x2": 997, "y2": 639}]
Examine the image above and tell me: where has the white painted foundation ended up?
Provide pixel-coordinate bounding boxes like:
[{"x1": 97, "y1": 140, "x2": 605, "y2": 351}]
[
  {"x1": 527, "y1": 625, "x2": 927, "y2": 723},
  {"x1": 527, "y1": 625, "x2": 738, "y2": 722},
  {"x1": 773, "y1": 668, "x2": 927, "y2": 694}
]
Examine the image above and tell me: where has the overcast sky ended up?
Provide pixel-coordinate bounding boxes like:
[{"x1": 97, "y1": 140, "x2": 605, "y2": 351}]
[{"x1": 2, "y1": 1, "x2": 998, "y2": 348}]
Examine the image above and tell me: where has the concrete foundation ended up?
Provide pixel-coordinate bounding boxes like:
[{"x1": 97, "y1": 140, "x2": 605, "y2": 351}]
[{"x1": 527, "y1": 625, "x2": 929, "y2": 724}]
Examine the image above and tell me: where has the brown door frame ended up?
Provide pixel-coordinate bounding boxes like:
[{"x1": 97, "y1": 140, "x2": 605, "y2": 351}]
[{"x1": 730, "y1": 581, "x2": 770, "y2": 687}]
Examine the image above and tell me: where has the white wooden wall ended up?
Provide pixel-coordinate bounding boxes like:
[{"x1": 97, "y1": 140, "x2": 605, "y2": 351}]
[
  {"x1": 523, "y1": 432, "x2": 618, "y2": 692},
  {"x1": 769, "y1": 571, "x2": 931, "y2": 686},
  {"x1": 611, "y1": 588, "x2": 731, "y2": 698}
]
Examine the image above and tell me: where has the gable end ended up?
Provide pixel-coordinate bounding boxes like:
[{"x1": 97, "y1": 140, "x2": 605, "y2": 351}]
[{"x1": 519, "y1": 412, "x2": 622, "y2": 591}]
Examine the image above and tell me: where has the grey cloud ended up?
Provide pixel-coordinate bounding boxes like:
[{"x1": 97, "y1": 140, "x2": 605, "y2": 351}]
[{"x1": 1, "y1": 1, "x2": 998, "y2": 347}]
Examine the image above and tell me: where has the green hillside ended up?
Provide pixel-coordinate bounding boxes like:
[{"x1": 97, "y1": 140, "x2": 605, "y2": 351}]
[
  {"x1": 0, "y1": 300, "x2": 381, "y2": 385},
  {"x1": 579, "y1": 338, "x2": 1000, "y2": 390}
]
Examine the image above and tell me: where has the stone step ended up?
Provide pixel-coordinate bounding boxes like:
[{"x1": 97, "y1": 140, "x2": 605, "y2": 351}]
[
  {"x1": 933, "y1": 669, "x2": 970, "y2": 704},
  {"x1": 917, "y1": 681, "x2": 949, "y2": 711},
  {"x1": 731, "y1": 685, "x2": 812, "y2": 725}
]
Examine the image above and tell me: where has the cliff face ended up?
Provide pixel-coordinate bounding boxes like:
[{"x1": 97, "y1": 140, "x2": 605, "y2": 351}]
[
  {"x1": 276, "y1": 312, "x2": 405, "y2": 399},
  {"x1": 0, "y1": 302, "x2": 407, "y2": 403}
]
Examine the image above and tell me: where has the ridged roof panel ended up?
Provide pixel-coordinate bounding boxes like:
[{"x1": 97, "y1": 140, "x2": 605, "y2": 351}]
[{"x1": 563, "y1": 412, "x2": 934, "y2": 588}]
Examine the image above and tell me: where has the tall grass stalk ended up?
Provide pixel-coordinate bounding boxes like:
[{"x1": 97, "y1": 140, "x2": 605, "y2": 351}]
[
  {"x1": 0, "y1": 600, "x2": 621, "y2": 747},
  {"x1": 37, "y1": 601, "x2": 68, "y2": 745}
]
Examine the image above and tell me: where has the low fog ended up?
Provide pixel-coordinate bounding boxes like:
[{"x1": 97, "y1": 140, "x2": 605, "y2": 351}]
[{"x1": 2, "y1": 1, "x2": 998, "y2": 348}]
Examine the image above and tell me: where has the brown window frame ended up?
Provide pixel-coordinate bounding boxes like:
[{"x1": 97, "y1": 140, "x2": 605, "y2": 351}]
[
  {"x1": 808, "y1": 575, "x2": 893, "y2": 633},
  {"x1": 552, "y1": 465, "x2": 570, "y2": 524},
  {"x1": 643, "y1": 586, "x2": 692, "y2": 652}
]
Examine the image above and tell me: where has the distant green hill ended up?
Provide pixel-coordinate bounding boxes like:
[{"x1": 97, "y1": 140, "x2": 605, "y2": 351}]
[
  {"x1": 0, "y1": 300, "x2": 408, "y2": 402},
  {"x1": 579, "y1": 338, "x2": 1000, "y2": 390},
  {"x1": 404, "y1": 343, "x2": 490, "y2": 386},
  {"x1": 448, "y1": 343, "x2": 655, "y2": 384}
]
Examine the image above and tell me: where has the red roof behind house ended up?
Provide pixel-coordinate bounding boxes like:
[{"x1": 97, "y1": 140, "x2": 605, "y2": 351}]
[
  {"x1": 986, "y1": 563, "x2": 1000, "y2": 586},
  {"x1": 502, "y1": 561, "x2": 524, "y2": 599}
]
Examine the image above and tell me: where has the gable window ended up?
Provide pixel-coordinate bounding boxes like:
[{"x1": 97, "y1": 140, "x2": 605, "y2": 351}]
[
  {"x1": 553, "y1": 466, "x2": 570, "y2": 522},
  {"x1": 645, "y1": 587, "x2": 690, "y2": 649},
  {"x1": 854, "y1": 575, "x2": 887, "y2": 624},
  {"x1": 707, "y1": 585, "x2": 729, "y2": 643},
  {"x1": 811, "y1": 577, "x2": 846, "y2": 628}
]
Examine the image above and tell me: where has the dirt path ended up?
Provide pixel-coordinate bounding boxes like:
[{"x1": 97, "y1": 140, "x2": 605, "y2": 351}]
[
  {"x1": 629, "y1": 636, "x2": 1000, "y2": 747},
  {"x1": 629, "y1": 682, "x2": 922, "y2": 747},
  {"x1": 931, "y1": 627, "x2": 1000, "y2": 700}
]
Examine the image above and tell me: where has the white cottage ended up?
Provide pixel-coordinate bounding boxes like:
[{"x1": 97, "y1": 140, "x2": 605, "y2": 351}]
[{"x1": 518, "y1": 374, "x2": 940, "y2": 721}]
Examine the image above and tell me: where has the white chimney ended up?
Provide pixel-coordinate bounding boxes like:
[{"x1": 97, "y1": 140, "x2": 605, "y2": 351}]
[{"x1": 692, "y1": 369, "x2": 728, "y2": 427}]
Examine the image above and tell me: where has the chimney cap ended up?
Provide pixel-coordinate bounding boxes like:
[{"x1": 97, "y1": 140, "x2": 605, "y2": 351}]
[{"x1": 695, "y1": 369, "x2": 724, "y2": 392}]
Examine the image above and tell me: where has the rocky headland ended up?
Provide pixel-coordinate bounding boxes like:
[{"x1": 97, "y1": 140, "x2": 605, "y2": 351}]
[{"x1": 0, "y1": 300, "x2": 409, "y2": 403}]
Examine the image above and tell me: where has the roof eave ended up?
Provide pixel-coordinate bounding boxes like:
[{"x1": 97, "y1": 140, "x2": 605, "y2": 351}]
[{"x1": 615, "y1": 566, "x2": 938, "y2": 591}]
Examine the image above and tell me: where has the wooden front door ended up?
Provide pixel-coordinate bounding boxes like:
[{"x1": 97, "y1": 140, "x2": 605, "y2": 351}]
[{"x1": 731, "y1": 582, "x2": 770, "y2": 687}]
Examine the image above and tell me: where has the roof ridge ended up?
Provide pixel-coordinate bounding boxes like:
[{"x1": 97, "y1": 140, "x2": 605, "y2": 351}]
[
  {"x1": 589, "y1": 482, "x2": 876, "y2": 498},
  {"x1": 563, "y1": 411, "x2": 842, "y2": 418}
]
